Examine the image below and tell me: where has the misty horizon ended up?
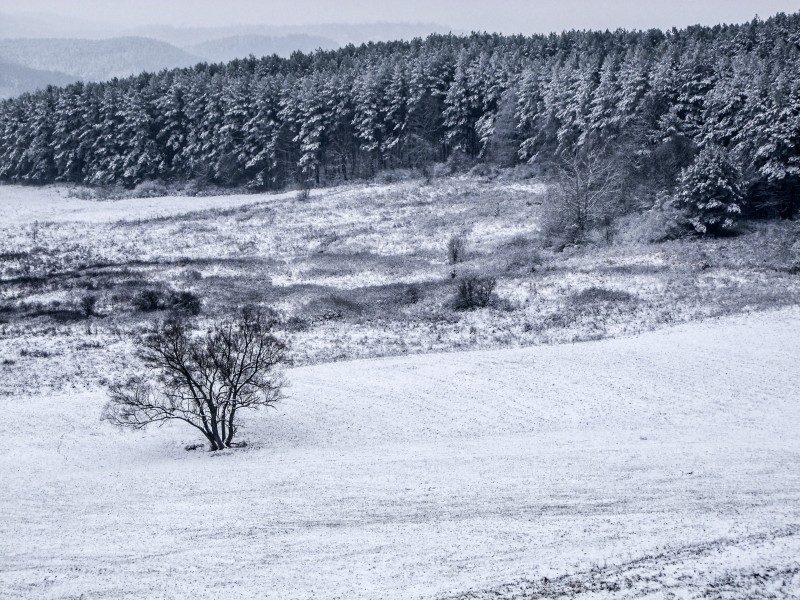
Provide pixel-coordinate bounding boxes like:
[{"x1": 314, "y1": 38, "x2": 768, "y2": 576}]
[{"x1": 2, "y1": 1, "x2": 799, "y2": 37}]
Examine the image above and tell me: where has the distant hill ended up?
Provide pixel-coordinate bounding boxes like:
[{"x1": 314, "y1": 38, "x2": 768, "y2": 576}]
[
  {"x1": 0, "y1": 60, "x2": 78, "y2": 99},
  {"x1": 0, "y1": 21, "x2": 455, "y2": 98},
  {"x1": 0, "y1": 37, "x2": 201, "y2": 82},
  {"x1": 185, "y1": 34, "x2": 339, "y2": 62},
  {"x1": 131, "y1": 22, "x2": 456, "y2": 47}
]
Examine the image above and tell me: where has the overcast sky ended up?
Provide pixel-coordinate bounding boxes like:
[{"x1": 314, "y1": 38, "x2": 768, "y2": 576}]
[{"x1": 2, "y1": 0, "x2": 798, "y2": 33}]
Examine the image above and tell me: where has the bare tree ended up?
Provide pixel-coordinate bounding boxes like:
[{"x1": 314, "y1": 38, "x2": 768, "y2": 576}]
[
  {"x1": 447, "y1": 234, "x2": 467, "y2": 265},
  {"x1": 104, "y1": 308, "x2": 289, "y2": 451},
  {"x1": 548, "y1": 145, "x2": 623, "y2": 241}
]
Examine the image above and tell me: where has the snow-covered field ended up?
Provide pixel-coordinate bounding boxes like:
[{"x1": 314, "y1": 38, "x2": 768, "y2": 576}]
[
  {"x1": 3, "y1": 180, "x2": 799, "y2": 369},
  {"x1": 0, "y1": 185, "x2": 311, "y2": 226},
  {"x1": 2, "y1": 308, "x2": 799, "y2": 599}
]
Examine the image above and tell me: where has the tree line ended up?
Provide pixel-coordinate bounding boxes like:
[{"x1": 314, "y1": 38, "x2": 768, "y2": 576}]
[{"x1": 0, "y1": 12, "x2": 798, "y2": 219}]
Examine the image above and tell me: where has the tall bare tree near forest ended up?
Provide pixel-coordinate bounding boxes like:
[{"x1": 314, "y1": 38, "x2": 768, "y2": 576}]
[
  {"x1": 104, "y1": 308, "x2": 289, "y2": 451},
  {"x1": 551, "y1": 145, "x2": 623, "y2": 240}
]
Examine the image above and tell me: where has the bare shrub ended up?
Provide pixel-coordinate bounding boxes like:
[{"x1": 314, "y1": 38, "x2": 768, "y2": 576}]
[
  {"x1": 616, "y1": 195, "x2": 687, "y2": 244},
  {"x1": 133, "y1": 289, "x2": 202, "y2": 315},
  {"x1": 65, "y1": 186, "x2": 114, "y2": 201},
  {"x1": 132, "y1": 290, "x2": 165, "y2": 312},
  {"x1": 571, "y1": 287, "x2": 635, "y2": 304},
  {"x1": 132, "y1": 181, "x2": 169, "y2": 199},
  {"x1": 503, "y1": 235, "x2": 544, "y2": 273},
  {"x1": 373, "y1": 169, "x2": 418, "y2": 184},
  {"x1": 170, "y1": 291, "x2": 202, "y2": 316},
  {"x1": 447, "y1": 234, "x2": 467, "y2": 265},
  {"x1": 400, "y1": 284, "x2": 423, "y2": 306},
  {"x1": 304, "y1": 293, "x2": 365, "y2": 321},
  {"x1": 183, "y1": 269, "x2": 203, "y2": 281},
  {"x1": 104, "y1": 308, "x2": 289, "y2": 451},
  {"x1": 79, "y1": 295, "x2": 98, "y2": 319},
  {"x1": 454, "y1": 273, "x2": 497, "y2": 310},
  {"x1": 546, "y1": 145, "x2": 624, "y2": 244},
  {"x1": 20, "y1": 348, "x2": 53, "y2": 358},
  {"x1": 297, "y1": 181, "x2": 312, "y2": 201}
]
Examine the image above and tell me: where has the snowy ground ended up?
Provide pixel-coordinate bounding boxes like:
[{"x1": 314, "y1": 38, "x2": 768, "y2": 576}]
[
  {"x1": 0, "y1": 185, "x2": 312, "y2": 226},
  {"x1": 2, "y1": 308, "x2": 799, "y2": 599}
]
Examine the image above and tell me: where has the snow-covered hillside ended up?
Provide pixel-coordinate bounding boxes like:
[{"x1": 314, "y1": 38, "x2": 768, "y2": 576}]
[{"x1": 2, "y1": 308, "x2": 799, "y2": 599}]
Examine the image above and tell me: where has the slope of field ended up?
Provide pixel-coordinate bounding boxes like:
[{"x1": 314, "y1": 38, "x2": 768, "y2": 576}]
[{"x1": 1, "y1": 309, "x2": 799, "y2": 599}]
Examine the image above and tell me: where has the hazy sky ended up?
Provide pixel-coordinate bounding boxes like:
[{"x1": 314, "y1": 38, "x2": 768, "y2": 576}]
[{"x1": 2, "y1": 0, "x2": 798, "y2": 33}]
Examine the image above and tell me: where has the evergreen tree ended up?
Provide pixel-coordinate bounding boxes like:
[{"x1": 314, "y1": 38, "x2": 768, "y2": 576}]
[{"x1": 675, "y1": 145, "x2": 744, "y2": 234}]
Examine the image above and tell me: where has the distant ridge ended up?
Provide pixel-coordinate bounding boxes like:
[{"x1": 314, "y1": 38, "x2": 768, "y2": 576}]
[
  {"x1": 127, "y1": 22, "x2": 457, "y2": 47},
  {"x1": 0, "y1": 60, "x2": 78, "y2": 99},
  {"x1": 185, "y1": 34, "x2": 340, "y2": 62},
  {"x1": 0, "y1": 37, "x2": 201, "y2": 82}
]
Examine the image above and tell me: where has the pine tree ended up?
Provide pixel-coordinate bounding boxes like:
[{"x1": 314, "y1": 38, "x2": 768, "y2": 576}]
[
  {"x1": 119, "y1": 86, "x2": 161, "y2": 187},
  {"x1": 443, "y1": 49, "x2": 480, "y2": 157},
  {"x1": 675, "y1": 145, "x2": 744, "y2": 234}
]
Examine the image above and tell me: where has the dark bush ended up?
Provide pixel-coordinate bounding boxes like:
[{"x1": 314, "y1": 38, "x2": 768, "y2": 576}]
[
  {"x1": 305, "y1": 294, "x2": 364, "y2": 320},
  {"x1": 571, "y1": 287, "x2": 635, "y2": 304},
  {"x1": 133, "y1": 289, "x2": 202, "y2": 315},
  {"x1": 133, "y1": 290, "x2": 166, "y2": 312},
  {"x1": 170, "y1": 291, "x2": 202, "y2": 316},
  {"x1": 401, "y1": 284, "x2": 423, "y2": 305},
  {"x1": 80, "y1": 295, "x2": 98, "y2": 318},
  {"x1": 284, "y1": 315, "x2": 311, "y2": 332},
  {"x1": 20, "y1": 349, "x2": 52, "y2": 358},
  {"x1": 454, "y1": 274, "x2": 497, "y2": 310}
]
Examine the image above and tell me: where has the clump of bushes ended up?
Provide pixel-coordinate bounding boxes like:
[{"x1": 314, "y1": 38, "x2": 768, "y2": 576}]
[
  {"x1": 454, "y1": 273, "x2": 497, "y2": 310},
  {"x1": 133, "y1": 289, "x2": 202, "y2": 315}
]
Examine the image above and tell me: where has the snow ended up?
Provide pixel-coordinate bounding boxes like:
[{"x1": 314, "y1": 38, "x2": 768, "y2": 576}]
[
  {"x1": 0, "y1": 185, "x2": 314, "y2": 226},
  {"x1": 2, "y1": 308, "x2": 799, "y2": 599}
]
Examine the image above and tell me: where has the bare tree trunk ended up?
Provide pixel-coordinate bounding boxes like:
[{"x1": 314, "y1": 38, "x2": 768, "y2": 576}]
[{"x1": 225, "y1": 408, "x2": 237, "y2": 447}]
